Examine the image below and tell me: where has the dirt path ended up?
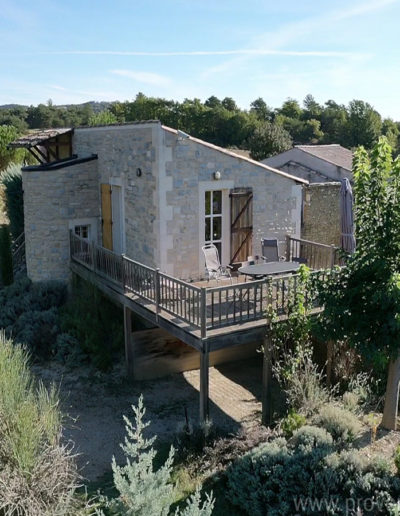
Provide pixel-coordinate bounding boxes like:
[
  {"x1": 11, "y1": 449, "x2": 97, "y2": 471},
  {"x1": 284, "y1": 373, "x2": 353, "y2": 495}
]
[{"x1": 33, "y1": 356, "x2": 263, "y2": 481}]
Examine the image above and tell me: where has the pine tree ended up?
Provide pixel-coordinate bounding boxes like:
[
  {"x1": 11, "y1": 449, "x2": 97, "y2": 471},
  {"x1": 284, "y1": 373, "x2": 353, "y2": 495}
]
[{"x1": 105, "y1": 395, "x2": 214, "y2": 516}]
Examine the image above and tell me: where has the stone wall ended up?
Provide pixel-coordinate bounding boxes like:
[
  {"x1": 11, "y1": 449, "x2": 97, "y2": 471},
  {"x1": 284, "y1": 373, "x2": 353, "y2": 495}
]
[
  {"x1": 161, "y1": 129, "x2": 303, "y2": 280},
  {"x1": 73, "y1": 123, "x2": 159, "y2": 267},
  {"x1": 302, "y1": 182, "x2": 341, "y2": 246},
  {"x1": 23, "y1": 159, "x2": 99, "y2": 282}
]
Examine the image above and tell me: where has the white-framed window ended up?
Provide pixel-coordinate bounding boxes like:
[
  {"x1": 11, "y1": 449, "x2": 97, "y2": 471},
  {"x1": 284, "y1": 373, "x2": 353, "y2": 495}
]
[
  {"x1": 74, "y1": 225, "x2": 90, "y2": 240},
  {"x1": 69, "y1": 217, "x2": 97, "y2": 243},
  {"x1": 205, "y1": 190, "x2": 223, "y2": 258}
]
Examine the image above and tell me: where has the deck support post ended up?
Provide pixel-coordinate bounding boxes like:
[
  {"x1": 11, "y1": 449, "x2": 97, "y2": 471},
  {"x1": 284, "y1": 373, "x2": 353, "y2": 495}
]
[
  {"x1": 199, "y1": 341, "x2": 210, "y2": 425},
  {"x1": 262, "y1": 326, "x2": 273, "y2": 426},
  {"x1": 124, "y1": 305, "x2": 135, "y2": 379}
]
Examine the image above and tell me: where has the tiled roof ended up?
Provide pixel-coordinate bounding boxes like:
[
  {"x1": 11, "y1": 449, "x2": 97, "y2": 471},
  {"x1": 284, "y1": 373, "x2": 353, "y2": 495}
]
[
  {"x1": 8, "y1": 128, "x2": 73, "y2": 148},
  {"x1": 295, "y1": 144, "x2": 353, "y2": 171}
]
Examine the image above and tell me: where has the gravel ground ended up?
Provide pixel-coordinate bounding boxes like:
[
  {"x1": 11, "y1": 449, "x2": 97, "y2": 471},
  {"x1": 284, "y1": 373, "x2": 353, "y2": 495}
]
[{"x1": 33, "y1": 356, "x2": 263, "y2": 481}]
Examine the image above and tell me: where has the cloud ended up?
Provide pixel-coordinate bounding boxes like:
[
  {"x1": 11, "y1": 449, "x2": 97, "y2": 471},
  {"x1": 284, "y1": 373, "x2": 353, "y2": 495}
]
[
  {"x1": 110, "y1": 69, "x2": 171, "y2": 86},
  {"x1": 30, "y1": 49, "x2": 361, "y2": 57},
  {"x1": 201, "y1": 0, "x2": 394, "y2": 79}
]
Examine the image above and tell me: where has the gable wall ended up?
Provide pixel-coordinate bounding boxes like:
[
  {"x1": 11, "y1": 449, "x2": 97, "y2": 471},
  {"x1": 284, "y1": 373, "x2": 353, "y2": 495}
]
[{"x1": 161, "y1": 130, "x2": 302, "y2": 280}]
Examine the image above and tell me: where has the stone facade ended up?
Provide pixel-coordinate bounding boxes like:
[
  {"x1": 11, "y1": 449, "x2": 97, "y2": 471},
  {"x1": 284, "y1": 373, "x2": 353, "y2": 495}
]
[
  {"x1": 302, "y1": 183, "x2": 341, "y2": 246},
  {"x1": 161, "y1": 129, "x2": 303, "y2": 280},
  {"x1": 22, "y1": 122, "x2": 306, "y2": 283},
  {"x1": 73, "y1": 124, "x2": 159, "y2": 266},
  {"x1": 23, "y1": 159, "x2": 99, "y2": 281}
]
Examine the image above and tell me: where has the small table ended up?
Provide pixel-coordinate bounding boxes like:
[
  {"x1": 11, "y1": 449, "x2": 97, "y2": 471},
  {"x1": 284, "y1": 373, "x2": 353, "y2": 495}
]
[{"x1": 238, "y1": 261, "x2": 301, "y2": 278}]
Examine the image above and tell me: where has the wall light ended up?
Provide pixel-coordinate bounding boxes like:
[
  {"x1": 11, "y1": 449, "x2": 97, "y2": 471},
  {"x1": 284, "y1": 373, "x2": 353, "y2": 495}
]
[{"x1": 214, "y1": 171, "x2": 221, "y2": 180}]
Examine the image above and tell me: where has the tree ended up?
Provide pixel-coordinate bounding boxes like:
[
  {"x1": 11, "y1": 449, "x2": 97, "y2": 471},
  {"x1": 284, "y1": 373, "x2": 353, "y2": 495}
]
[
  {"x1": 247, "y1": 121, "x2": 292, "y2": 161},
  {"x1": 221, "y1": 97, "x2": 238, "y2": 112},
  {"x1": 382, "y1": 118, "x2": 399, "y2": 154},
  {"x1": 0, "y1": 125, "x2": 25, "y2": 171},
  {"x1": 105, "y1": 395, "x2": 214, "y2": 515},
  {"x1": 344, "y1": 100, "x2": 382, "y2": 148},
  {"x1": 204, "y1": 96, "x2": 221, "y2": 109},
  {"x1": 320, "y1": 100, "x2": 348, "y2": 144},
  {"x1": 250, "y1": 98, "x2": 274, "y2": 122},
  {"x1": 1, "y1": 163, "x2": 24, "y2": 239},
  {"x1": 303, "y1": 94, "x2": 322, "y2": 119},
  {"x1": 318, "y1": 137, "x2": 400, "y2": 430},
  {"x1": 277, "y1": 98, "x2": 302, "y2": 119},
  {"x1": 88, "y1": 110, "x2": 117, "y2": 126}
]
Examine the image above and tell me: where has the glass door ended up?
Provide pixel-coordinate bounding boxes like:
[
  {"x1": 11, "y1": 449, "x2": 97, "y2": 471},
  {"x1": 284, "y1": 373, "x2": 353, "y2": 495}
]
[{"x1": 205, "y1": 190, "x2": 223, "y2": 259}]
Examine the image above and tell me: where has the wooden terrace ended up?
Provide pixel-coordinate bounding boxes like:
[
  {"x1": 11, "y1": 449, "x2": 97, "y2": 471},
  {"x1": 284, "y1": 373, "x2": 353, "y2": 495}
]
[{"x1": 69, "y1": 233, "x2": 339, "y2": 422}]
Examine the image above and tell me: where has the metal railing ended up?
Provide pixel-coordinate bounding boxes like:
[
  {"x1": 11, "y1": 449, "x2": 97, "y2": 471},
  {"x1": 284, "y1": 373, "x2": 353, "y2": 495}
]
[
  {"x1": 70, "y1": 232, "x2": 328, "y2": 338},
  {"x1": 285, "y1": 235, "x2": 340, "y2": 270}
]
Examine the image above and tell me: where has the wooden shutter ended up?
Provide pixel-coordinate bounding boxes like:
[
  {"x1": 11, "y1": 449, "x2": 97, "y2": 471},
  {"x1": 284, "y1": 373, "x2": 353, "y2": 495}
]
[
  {"x1": 230, "y1": 188, "x2": 253, "y2": 263},
  {"x1": 101, "y1": 184, "x2": 113, "y2": 250}
]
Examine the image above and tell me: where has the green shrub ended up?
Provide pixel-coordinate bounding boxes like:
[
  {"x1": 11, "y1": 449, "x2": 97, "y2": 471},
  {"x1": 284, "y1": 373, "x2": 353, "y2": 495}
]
[
  {"x1": 342, "y1": 390, "x2": 360, "y2": 413},
  {"x1": 0, "y1": 332, "x2": 89, "y2": 514},
  {"x1": 281, "y1": 410, "x2": 306, "y2": 437},
  {"x1": 0, "y1": 277, "x2": 66, "y2": 358},
  {"x1": 101, "y1": 395, "x2": 214, "y2": 516},
  {"x1": 0, "y1": 223, "x2": 13, "y2": 285},
  {"x1": 273, "y1": 342, "x2": 330, "y2": 416},
  {"x1": 0, "y1": 162, "x2": 24, "y2": 239},
  {"x1": 226, "y1": 427, "x2": 400, "y2": 515},
  {"x1": 53, "y1": 333, "x2": 88, "y2": 366},
  {"x1": 60, "y1": 276, "x2": 123, "y2": 370},
  {"x1": 314, "y1": 404, "x2": 363, "y2": 444},
  {"x1": 289, "y1": 425, "x2": 333, "y2": 451}
]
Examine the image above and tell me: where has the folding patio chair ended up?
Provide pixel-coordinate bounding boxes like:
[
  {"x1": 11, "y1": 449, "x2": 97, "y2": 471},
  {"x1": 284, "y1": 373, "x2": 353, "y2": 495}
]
[
  {"x1": 202, "y1": 244, "x2": 233, "y2": 284},
  {"x1": 260, "y1": 238, "x2": 284, "y2": 262}
]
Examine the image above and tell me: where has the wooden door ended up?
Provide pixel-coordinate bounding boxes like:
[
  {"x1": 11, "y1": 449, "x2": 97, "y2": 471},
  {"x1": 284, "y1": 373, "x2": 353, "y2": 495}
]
[
  {"x1": 230, "y1": 188, "x2": 253, "y2": 263},
  {"x1": 101, "y1": 184, "x2": 113, "y2": 250}
]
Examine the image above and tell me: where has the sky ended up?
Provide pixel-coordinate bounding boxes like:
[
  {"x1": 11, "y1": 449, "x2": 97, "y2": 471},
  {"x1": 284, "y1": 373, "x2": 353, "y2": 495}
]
[{"x1": 1, "y1": 0, "x2": 400, "y2": 118}]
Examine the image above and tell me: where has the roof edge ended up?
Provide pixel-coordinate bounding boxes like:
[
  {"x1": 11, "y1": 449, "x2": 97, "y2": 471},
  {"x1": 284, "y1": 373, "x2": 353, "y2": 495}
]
[
  {"x1": 296, "y1": 146, "x2": 352, "y2": 172},
  {"x1": 162, "y1": 126, "x2": 308, "y2": 185}
]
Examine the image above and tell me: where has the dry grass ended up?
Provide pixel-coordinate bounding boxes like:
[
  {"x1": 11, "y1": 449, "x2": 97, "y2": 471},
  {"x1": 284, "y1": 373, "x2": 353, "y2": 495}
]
[{"x1": 0, "y1": 333, "x2": 92, "y2": 515}]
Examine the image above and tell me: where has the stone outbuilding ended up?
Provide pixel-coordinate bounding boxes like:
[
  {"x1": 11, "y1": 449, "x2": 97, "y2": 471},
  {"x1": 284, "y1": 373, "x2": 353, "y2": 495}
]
[
  {"x1": 263, "y1": 144, "x2": 354, "y2": 247},
  {"x1": 263, "y1": 144, "x2": 353, "y2": 183},
  {"x1": 11, "y1": 122, "x2": 307, "y2": 283}
]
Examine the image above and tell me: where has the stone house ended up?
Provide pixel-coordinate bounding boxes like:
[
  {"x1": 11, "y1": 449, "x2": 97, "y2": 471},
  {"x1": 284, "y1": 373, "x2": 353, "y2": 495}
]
[
  {"x1": 263, "y1": 144, "x2": 353, "y2": 247},
  {"x1": 12, "y1": 122, "x2": 307, "y2": 283},
  {"x1": 263, "y1": 144, "x2": 353, "y2": 183}
]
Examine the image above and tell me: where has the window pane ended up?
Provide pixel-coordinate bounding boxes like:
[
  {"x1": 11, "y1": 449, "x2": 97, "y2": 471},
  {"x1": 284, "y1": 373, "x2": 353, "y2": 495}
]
[
  {"x1": 74, "y1": 227, "x2": 80, "y2": 236},
  {"x1": 213, "y1": 216, "x2": 222, "y2": 240},
  {"x1": 205, "y1": 191, "x2": 211, "y2": 215},
  {"x1": 213, "y1": 191, "x2": 222, "y2": 214},
  {"x1": 214, "y1": 242, "x2": 222, "y2": 258},
  {"x1": 205, "y1": 218, "x2": 211, "y2": 241}
]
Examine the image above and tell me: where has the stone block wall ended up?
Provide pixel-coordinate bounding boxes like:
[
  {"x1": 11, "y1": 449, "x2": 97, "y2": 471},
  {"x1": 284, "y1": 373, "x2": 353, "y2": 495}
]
[
  {"x1": 23, "y1": 159, "x2": 99, "y2": 282},
  {"x1": 73, "y1": 124, "x2": 159, "y2": 267},
  {"x1": 161, "y1": 129, "x2": 303, "y2": 280},
  {"x1": 302, "y1": 182, "x2": 341, "y2": 246}
]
